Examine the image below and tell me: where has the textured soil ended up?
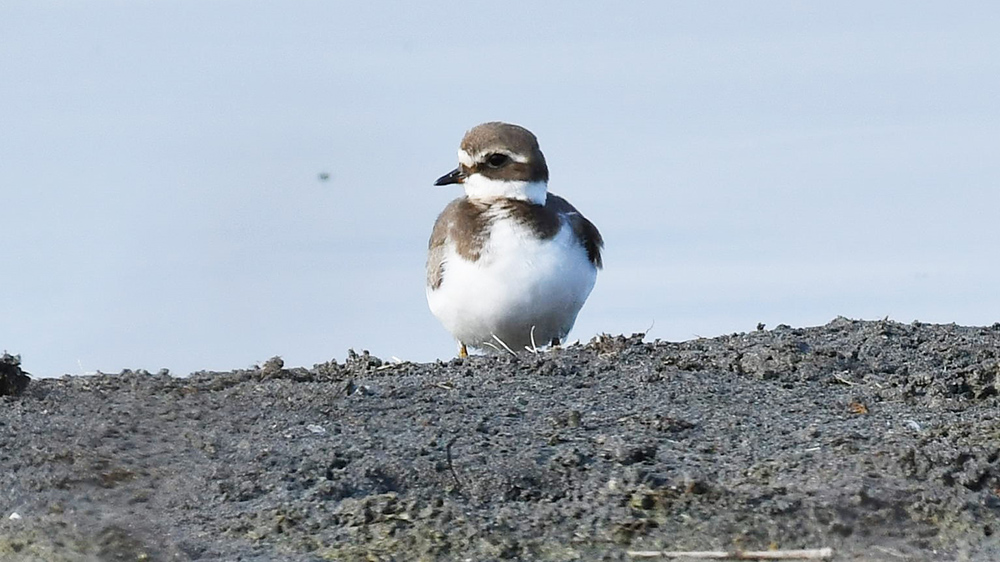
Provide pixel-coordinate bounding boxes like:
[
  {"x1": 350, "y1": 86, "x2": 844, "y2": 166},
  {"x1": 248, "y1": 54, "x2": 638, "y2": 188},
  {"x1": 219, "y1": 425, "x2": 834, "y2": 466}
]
[{"x1": 2, "y1": 318, "x2": 1000, "y2": 561}]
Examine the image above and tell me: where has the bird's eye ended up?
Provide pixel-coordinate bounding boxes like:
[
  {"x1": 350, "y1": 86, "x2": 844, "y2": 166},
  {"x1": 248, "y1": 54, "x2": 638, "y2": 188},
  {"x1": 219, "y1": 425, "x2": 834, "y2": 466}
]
[{"x1": 485, "y1": 153, "x2": 510, "y2": 168}]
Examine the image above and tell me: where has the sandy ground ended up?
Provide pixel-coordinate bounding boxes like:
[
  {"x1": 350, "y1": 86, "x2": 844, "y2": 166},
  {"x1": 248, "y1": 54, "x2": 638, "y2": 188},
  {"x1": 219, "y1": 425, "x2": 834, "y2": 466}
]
[{"x1": 2, "y1": 317, "x2": 1000, "y2": 561}]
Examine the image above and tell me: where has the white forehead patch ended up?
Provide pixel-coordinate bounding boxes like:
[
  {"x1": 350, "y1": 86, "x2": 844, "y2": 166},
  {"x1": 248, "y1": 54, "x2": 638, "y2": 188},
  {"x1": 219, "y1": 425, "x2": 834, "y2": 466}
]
[{"x1": 458, "y1": 148, "x2": 529, "y2": 167}]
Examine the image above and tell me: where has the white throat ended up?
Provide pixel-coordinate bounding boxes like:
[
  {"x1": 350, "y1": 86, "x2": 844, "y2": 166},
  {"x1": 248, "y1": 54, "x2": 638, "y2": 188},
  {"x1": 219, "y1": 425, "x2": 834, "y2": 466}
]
[{"x1": 463, "y1": 174, "x2": 548, "y2": 205}]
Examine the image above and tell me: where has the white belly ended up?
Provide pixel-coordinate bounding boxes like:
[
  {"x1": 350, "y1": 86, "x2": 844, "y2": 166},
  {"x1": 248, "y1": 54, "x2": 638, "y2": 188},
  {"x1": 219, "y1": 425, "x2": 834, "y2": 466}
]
[{"x1": 427, "y1": 219, "x2": 597, "y2": 351}]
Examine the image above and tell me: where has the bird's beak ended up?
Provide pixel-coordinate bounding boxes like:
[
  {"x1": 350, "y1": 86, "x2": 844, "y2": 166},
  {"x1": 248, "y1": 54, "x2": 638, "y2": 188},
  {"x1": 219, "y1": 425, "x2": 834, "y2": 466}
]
[{"x1": 434, "y1": 167, "x2": 466, "y2": 186}]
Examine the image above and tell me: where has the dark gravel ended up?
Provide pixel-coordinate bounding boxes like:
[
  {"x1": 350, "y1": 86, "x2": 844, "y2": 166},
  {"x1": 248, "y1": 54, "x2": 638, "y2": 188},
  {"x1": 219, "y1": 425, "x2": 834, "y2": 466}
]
[
  {"x1": 0, "y1": 354, "x2": 30, "y2": 397},
  {"x1": 2, "y1": 317, "x2": 1000, "y2": 561}
]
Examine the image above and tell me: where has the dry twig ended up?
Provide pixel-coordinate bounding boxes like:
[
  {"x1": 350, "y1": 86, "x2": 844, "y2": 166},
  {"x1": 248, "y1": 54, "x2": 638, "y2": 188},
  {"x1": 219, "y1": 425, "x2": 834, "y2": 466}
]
[
  {"x1": 626, "y1": 548, "x2": 833, "y2": 560},
  {"x1": 526, "y1": 325, "x2": 539, "y2": 354},
  {"x1": 445, "y1": 435, "x2": 463, "y2": 493},
  {"x1": 484, "y1": 333, "x2": 517, "y2": 356},
  {"x1": 832, "y1": 373, "x2": 855, "y2": 386}
]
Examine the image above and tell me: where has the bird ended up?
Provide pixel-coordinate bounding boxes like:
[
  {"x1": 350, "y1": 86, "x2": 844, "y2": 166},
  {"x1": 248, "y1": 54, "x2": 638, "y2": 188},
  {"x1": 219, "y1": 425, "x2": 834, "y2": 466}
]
[{"x1": 426, "y1": 122, "x2": 603, "y2": 357}]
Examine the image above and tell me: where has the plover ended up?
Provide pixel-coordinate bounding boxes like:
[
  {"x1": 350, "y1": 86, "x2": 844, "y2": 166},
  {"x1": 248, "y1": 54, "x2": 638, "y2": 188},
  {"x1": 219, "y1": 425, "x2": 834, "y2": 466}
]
[{"x1": 426, "y1": 122, "x2": 603, "y2": 357}]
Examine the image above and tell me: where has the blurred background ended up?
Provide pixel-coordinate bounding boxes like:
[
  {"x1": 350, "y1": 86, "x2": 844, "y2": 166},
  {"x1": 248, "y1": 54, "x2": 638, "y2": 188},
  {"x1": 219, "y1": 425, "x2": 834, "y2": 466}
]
[{"x1": 2, "y1": 2, "x2": 998, "y2": 377}]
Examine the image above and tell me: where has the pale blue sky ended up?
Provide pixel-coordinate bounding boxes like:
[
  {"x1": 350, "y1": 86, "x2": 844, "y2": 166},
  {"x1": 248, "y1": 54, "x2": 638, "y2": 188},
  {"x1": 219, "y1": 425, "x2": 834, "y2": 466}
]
[{"x1": 3, "y1": 2, "x2": 998, "y2": 377}]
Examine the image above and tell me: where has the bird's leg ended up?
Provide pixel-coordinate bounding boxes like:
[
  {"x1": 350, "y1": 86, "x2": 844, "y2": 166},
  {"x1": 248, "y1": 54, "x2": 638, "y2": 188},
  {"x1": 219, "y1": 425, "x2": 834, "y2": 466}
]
[{"x1": 458, "y1": 342, "x2": 468, "y2": 358}]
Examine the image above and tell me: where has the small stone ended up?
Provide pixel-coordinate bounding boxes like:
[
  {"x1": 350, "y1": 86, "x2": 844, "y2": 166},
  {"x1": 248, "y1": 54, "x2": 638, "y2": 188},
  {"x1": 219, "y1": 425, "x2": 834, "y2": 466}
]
[
  {"x1": 630, "y1": 492, "x2": 655, "y2": 510},
  {"x1": 1, "y1": 353, "x2": 30, "y2": 397},
  {"x1": 261, "y1": 356, "x2": 284, "y2": 377},
  {"x1": 613, "y1": 442, "x2": 657, "y2": 465}
]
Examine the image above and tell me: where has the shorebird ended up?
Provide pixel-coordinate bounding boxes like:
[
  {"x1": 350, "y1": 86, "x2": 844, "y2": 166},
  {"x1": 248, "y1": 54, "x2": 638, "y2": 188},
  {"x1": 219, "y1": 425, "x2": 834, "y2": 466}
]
[{"x1": 426, "y1": 122, "x2": 603, "y2": 357}]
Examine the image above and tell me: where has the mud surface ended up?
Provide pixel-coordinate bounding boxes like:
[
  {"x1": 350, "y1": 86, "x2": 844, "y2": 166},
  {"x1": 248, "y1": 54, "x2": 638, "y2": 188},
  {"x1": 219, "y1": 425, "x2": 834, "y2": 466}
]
[{"x1": 2, "y1": 318, "x2": 1000, "y2": 561}]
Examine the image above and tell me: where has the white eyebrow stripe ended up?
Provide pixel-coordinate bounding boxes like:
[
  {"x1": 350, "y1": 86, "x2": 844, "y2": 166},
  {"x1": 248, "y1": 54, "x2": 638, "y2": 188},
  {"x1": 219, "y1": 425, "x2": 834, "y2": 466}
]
[{"x1": 458, "y1": 149, "x2": 530, "y2": 167}]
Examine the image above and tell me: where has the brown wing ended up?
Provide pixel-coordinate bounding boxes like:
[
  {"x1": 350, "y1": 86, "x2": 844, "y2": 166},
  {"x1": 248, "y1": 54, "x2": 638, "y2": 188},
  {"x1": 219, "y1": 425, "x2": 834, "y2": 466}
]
[
  {"x1": 426, "y1": 198, "x2": 491, "y2": 290},
  {"x1": 546, "y1": 194, "x2": 604, "y2": 269},
  {"x1": 426, "y1": 210, "x2": 450, "y2": 291}
]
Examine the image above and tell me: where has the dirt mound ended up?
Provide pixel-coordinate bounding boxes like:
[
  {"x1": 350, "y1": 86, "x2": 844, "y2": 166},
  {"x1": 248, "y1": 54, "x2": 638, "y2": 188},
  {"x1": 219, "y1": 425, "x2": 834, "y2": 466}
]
[{"x1": 2, "y1": 318, "x2": 999, "y2": 561}]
